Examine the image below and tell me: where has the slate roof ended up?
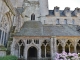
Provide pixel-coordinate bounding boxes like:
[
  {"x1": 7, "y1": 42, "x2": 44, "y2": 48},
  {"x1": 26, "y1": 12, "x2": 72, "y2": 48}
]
[
  {"x1": 15, "y1": 21, "x2": 80, "y2": 37},
  {"x1": 16, "y1": 7, "x2": 25, "y2": 14},
  {"x1": 49, "y1": 10, "x2": 76, "y2": 17}
]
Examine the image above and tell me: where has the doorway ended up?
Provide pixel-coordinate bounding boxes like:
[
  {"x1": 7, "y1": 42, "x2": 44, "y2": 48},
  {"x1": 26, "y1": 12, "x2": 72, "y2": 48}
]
[{"x1": 28, "y1": 46, "x2": 37, "y2": 58}]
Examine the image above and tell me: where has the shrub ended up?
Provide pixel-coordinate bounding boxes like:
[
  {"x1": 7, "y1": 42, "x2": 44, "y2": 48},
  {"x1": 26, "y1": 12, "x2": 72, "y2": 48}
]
[
  {"x1": 56, "y1": 51, "x2": 79, "y2": 60},
  {"x1": 0, "y1": 55, "x2": 18, "y2": 60},
  {"x1": 78, "y1": 53, "x2": 80, "y2": 57}
]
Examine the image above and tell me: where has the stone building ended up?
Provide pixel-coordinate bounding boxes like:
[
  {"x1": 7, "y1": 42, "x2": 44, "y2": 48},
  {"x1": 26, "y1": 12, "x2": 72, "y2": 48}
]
[{"x1": 0, "y1": 0, "x2": 80, "y2": 60}]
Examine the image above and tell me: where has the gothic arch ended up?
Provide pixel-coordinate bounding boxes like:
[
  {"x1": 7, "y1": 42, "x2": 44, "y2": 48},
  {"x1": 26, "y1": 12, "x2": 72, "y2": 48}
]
[
  {"x1": 27, "y1": 46, "x2": 37, "y2": 58},
  {"x1": 31, "y1": 13, "x2": 35, "y2": 20},
  {"x1": 76, "y1": 40, "x2": 80, "y2": 53},
  {"x1": 27, "y1": 44, "x2": 39, "y2": 51},
  {"x1": 41, "y1": 40, "x2": 51, "y2": 57},
  {"x1": 14, "y1": 40, "x2": 25, "y2": 58},
  {"x1": 65, "y1": 40, "x2": 74, "y2": 53},
  {"x1": 57, "y1": 40, "x2": 63, "y2": 53}
]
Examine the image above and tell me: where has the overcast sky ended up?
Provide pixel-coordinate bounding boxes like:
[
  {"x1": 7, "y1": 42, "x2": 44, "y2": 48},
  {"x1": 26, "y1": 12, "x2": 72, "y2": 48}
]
[{"x1": 48, "y1": 0, "x2": 80, "y2": 10}]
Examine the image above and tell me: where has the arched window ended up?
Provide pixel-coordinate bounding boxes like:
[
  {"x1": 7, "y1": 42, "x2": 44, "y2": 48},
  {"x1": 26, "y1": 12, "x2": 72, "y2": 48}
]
[
  {"x1": 57, "y1": 40, "x2": 62, "y2": 53},
  {"x1": 31, "y1": 13, "x2": 35, "y2": 20}
]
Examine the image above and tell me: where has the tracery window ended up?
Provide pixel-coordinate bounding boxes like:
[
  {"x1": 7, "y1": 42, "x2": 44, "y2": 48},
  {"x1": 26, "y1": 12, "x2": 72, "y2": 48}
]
[
  {"x1": 65, "y1": 40, "x2": 74, "y2": 53},
  {"x1": 15, "y1": 40, "x2": 25, "y2": 58},
  {"x1": 27, "y1": 39, "x2": 32, "y2": 44},
  {"x1": 41, "y1": 40, "x2": 51, "y2": 57},
  {"x1": 34, "y1": 39, "x2": 39, "y2": 44}
]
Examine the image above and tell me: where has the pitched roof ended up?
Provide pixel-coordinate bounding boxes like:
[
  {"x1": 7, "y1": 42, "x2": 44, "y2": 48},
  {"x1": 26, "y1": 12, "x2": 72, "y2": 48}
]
[
  {"x1": 49, "y1": 10, "x2": 76, "y2": 17},
  {"x1": 14, "y1": 21, "x2": 80, "y2": 36}
]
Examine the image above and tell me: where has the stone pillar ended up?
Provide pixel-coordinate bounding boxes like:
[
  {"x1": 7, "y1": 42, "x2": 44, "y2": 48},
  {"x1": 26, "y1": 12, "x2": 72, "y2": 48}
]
[
  {"x1": 63, "y1": 46, "x2": 65, "y2": 52},
  {"x1": 38, "y1": 47, "x2": 41, "y2": 59},
  {"x1": 53, "y1": 37, "x2": 57, "y2": 52},
  {"x1": 45, "y1": 45, "x2": 46, "y2": 58},
  {"x1": 11, "y1": 39, "x2": 15, "y2": 55},
  {"x1": 19, "y1": 46, "x2": 20, "y2": 58},
  {"x1": 74, "y1": 43, "x2": 77, "y2": 53},
  {"x1": 24, "y1": 45, "x2": 27, "y2": 60},
  {"x1": 62, "y1": 40, "x2": 65, "y2": 52},
  {"x1": 69, "y1": 45, "x2": 70, "y2": 53},
  {"x1": 51, "y1": 37, "x2": 54, "y2": 59},
  {"x1": 53, "y1": 36, "x2": 57, "y2": 60}
]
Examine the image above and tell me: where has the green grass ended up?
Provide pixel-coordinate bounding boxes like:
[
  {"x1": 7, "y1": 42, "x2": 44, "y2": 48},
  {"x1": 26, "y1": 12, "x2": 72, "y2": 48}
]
[{"x1": 0, "y1": 55, "x2": 18, "y2": 60}]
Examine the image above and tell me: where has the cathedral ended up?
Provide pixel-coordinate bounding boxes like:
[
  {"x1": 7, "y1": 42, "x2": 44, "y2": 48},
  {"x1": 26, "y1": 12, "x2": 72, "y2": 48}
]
[{"x1": 0, "y1": 0, "x2": 80, "y2": 60}]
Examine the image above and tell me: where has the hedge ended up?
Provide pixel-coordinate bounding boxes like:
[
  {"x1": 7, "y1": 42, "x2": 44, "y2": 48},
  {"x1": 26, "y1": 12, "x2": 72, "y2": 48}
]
[{"x1": 0, "y1": 55, "x2": 18, "y2": 60}]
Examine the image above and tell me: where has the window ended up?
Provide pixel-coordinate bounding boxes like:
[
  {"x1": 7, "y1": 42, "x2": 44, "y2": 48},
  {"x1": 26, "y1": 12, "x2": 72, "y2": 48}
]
[
  {"x1": 56, "y1": 19, "x2": 60, "y2": 24},
  {"x1": 31, "y1": 13, "x2": 35, "y2": 20},
  {"x1": 72, "y1": 19, "x2": 75, "y2": 25},
  {"x1": 64, "y1": 19, "x2": 67, "y2": 24}
]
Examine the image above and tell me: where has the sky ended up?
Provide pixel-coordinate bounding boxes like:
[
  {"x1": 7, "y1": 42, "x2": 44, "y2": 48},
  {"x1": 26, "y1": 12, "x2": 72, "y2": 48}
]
[{"x1": 48, "y1": 0, "x2": 80, "y2": 10}]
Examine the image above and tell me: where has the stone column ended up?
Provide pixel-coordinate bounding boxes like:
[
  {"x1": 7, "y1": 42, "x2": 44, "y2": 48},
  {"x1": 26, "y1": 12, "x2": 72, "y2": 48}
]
[
  {"x1": 38, "y1": 46, "x2": 41, "y2": 59},
  {"x1": 69, "y1": 45, "x2": 70, "y2": 53},
  {"x1": 45, "y1": 45, "x2": 46, "y2": 58},
  {"x1": 53, "y1": 36, "x2": 57, "y2": 60},
  {"x1": 74, "y1": 43, "x2": 77, "y2": 53},
  {"x1": 62, "y1": 40, "x2": 65, "y2": 52},
  {"x1": 53, "y1": 37, "x2": 57, "y2": 52},
  {"x1": 24, "y1": 45, "x2": 27, "y2": 60},
  {"x1": 11, "y1": 39, "x2": 15, "y2": 55},
  {"x1": 19, "y1": 46, "x2": 20, "y2": 58},
  {"x1": 51, "y1": 37, "x2": 54, "y2": 59},
  {"x1": 63, "y1": 46, "x2": 65, "y2": 52}
]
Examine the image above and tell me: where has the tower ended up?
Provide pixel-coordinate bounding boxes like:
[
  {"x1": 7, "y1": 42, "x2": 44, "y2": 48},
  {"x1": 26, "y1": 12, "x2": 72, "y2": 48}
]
[
  {"x1": 39, "y1": 0, "x2": 49, "y2": 16},
  {"x1": 23, "y1": 0, "x2": 49, "y2": 21}
]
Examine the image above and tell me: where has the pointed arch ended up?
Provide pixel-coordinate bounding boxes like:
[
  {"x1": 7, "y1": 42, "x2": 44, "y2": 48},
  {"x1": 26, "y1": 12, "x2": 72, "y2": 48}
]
[
  {"x1": 14, "y1": 40, "x2": 25, "y2": 58},
  {"x1": 58, "y1": 44, "x2": 63, "y2": 53},
  {"x1": 65, "y1": 44, "x2": 69, "y2": 53},
  {"x1": 46, "y1": 44, "x2": 51, "y2": 57},
  {"x1": 65, "y1": 40, "x2": 74, "y2": 53},
  {"x1": 57, "y1": 40, "x2": 63, "y2": 53},
  {"x1": 31, "y1": 13, "x2": 35, "y2": 20},
  {"x1": 76, "y1": 40, "x2": 80, "y2": 53}
]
